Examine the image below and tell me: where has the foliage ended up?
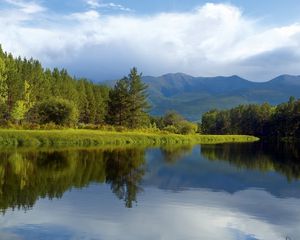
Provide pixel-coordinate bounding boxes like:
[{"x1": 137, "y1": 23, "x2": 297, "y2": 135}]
[
  {"x1": 11, "y1": 100, "x2": 28, "y2": 123},
  {"x1": 201, "y1": 97, "x2": 300, "y2": 138},
  {"x1": 107, "y1": 77, "x2": 131, "y2": 126},
  {"x1": 0, "y1": 129, "x2": 258, "y2": 148},
  {"x1": 36, "y1": 98, "x2": 78, "y2": 126},
  {"x1": 177, "y1": 120, "x2": 198, "y2": 135},
  {"x1": 0, "y1": 54, "x2": 8, "y2": 104},
  {"x1": 0, "y1": 45, "x2": 109, "y2": 126},
  {"x1": 151, "y1": 111, "x2": 198, "y2": 134},
  {"x1": 127, "y1": 67, "x2": 151, "y2": 128},
  {"x1": 107, "y1": 67, "x2": 150, "y2": 128},
  {"x1": 11, "y1": 80, "x2": 34, "y2": 123},
  {"x1": 163, "y1": 125, "x2": 178, "y2": 134}
]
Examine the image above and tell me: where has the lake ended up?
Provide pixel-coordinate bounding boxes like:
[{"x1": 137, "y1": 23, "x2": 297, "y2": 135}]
[{"x1": 0, "y1": 142, "x2": 299, "y2": 240}]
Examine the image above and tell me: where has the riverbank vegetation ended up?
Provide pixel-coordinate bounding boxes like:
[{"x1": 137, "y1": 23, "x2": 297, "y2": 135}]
[
  {"x1": 201, "y1": 97, "x2": 300, "y2": 139},
  {"x1": 0, "y1": 129, "x2": 258, "y2": 147}
]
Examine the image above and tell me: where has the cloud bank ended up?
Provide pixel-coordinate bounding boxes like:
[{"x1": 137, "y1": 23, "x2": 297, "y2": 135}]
[{"x1": 0, "y1": 1, "x2": 300, "y2": 81}]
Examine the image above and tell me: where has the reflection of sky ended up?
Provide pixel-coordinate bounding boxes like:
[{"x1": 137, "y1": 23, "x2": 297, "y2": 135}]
[
  {"x1": 144, "y1": 147, "x2": 300, "y2": 198},
  {"x1": 1, "y1": 145, "x2": 300, "y2": 239},
  {"x1": 0, "y1": 185, "x2": 299, "y2": 240}
]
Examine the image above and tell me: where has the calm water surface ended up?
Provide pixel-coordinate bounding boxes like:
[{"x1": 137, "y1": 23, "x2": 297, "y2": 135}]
[{"x1": 0, "y1": 142, "x2": 300, "y2": 240}]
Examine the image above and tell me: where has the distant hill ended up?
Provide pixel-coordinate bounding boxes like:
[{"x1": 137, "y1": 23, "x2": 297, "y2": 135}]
[{"x1": 105, "y1": 73, "x2": 300, "y2": 121}]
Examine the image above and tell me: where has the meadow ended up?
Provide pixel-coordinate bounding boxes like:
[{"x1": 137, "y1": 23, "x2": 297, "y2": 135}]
[{"x1": 0, "y1": 129, "x2": 259, "y2": 147}]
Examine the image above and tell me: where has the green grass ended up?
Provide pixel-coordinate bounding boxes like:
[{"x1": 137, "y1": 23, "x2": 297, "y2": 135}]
[{"x1": 0, "y1": 129, "x2": 259, "y2": 147}]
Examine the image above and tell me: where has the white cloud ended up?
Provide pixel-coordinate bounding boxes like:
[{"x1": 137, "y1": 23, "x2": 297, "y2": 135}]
[
  {"x1": 0, "y1": 2, "x2": 300, "y2": 81},
  {"x1": 86, "y1": 0, "x2": 101, "y2": 8},
  {"x1": 86, "y1": 0, "x2": 132, "y2": 12},
  {"x1": 4, "y1": 0, "x2": 46, "y2": 14}
]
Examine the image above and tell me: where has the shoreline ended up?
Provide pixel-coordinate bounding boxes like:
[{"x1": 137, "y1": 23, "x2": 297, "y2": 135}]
[{"x1": 0, "y1": 129, "x2": 259, "y2": 148}]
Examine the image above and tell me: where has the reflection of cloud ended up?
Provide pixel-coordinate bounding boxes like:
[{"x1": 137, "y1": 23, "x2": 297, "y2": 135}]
[
  {"x1": 0, "y1": 185, "x2": 299, "y2": 240},
  {"x1": 0, "y1": 232, "x2": 21, "y2": 240},
  {"x1": 1, "y1": 2, "x2": 300, "y2": 80}
]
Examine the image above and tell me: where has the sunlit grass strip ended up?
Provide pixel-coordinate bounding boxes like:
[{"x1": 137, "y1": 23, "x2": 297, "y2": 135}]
[{"x1": 0, "y1": 129, "x2": 259, "y2": 147}]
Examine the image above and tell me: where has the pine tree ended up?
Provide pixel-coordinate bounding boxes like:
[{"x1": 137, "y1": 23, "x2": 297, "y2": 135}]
[
  {"x1": 107, "y1": 78, "x2": 130, "y2": 126},
  {"x1": 77, "y1": 80, "x2": 89, "y2": 123},
  {"x1": 85, "y1": 81, "x2": 97, "y2": 124},
  {"x1": 0, "y1": 55, "x2": 8, "y2": 104},
  {"x1": 127, "y1": 67, "x2": 150, "y2": 128},
  {"x1": 94, "y1": 85, "x2": 109, "y2": 124}
]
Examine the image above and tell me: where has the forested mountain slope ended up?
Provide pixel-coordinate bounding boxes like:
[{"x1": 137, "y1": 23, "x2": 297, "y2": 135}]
[{"x1": 139, "y1": 73, "x2": 300, "y2": 120}]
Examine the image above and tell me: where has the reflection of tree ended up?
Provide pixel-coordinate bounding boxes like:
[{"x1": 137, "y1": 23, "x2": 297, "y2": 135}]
[
  {"x1": 0, "y1": 147, "x2": 146, "y2": 213},
  {"x1": 201, "y1": 142, "x2": 300, "y2": 181},
  {"x1": 105, "y1": 149, "x2": 145, "y2": 208},
  {"x1": 160, "y1": 145, "x2": 194, "y2": 163}
]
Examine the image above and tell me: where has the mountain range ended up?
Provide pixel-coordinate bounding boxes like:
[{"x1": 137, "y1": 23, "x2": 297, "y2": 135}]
[{"x1": 106, "y1": 73, "x2": 300, "y2": 121}]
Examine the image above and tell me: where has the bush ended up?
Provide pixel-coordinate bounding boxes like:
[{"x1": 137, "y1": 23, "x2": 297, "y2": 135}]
[
  {"x1": 177, "y1": 121, "x2": 198, "y2": 135},
  {"x1": 163, "y1": 111, "x2": 184, "y2": 126},
  {"x1": 163, "y1": 125, "x2": 178, "y2": 134},
  {"x1": 36, "y1": 98, "x2": 78, "y2": 126}
]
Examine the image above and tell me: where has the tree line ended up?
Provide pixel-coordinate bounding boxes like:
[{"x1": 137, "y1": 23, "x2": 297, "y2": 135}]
[
  {"x1": 0, "y1": 45, "x2": 110, "y2": 126},
  {"x1": 0, "y1": 45, "x2": 199, "y2": 133},
  {"x1": 201, "y1": 97, "x2": 300, "y2": 138},
  {"x1": 0, "y1": 46, "x2": 152, "y2": 128}
]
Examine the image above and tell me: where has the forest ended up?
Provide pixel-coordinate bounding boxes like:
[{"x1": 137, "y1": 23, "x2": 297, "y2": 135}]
[
  {"x1": 0, "y1": 45, "x2": 201, "y2": 134},
  {"x1": 201, "y1": 97, "x2": 300, "y2": 138},
  {"x1": 0, "y1": 46, "x2": 109, "y2": 126}
]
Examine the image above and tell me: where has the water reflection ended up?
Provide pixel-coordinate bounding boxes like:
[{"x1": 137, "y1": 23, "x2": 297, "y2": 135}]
[
  {"x1": 160, "y1": 145, "x2": 194, "y2": 163},
  {"x1": 0, "y1": 143, "x2": 300, "y2": 239},
  {"x1": 0, "y1": 148, "x2": 145, "y2": 212},
  {"x1": 201, "y1": 142, "x2": 300, "y2": 181},
  {"x1": 0, "y1": 142, "x2": 299, "y2": 213}
]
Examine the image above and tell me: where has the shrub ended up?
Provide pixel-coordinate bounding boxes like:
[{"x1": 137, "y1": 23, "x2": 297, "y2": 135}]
[
  {"x1": 163, "y1": 111, "x2": 184, "y2": 126},
  {"x1": 177, "y1": 121, "x2": 198, "y2": 135},
  {"x1": 36, "y1": 98, "x2": 78, "y2": 126},
  {"x1": 163, "y1": 125, "x2": 178, "y2": 134}
]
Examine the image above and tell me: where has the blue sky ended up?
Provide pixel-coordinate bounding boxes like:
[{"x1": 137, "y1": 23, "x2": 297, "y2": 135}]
[
  {"x1": 1, "y1": 0, "x2": 300, "y2": 81},
  {"x1": 11, "y1": 0, "x2": 300, "y2": 24}
]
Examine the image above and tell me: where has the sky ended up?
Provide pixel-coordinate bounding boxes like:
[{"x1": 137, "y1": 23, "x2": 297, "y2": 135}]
[{"x1": 1, "y1": 0, "x2": 300, "y2": 81}]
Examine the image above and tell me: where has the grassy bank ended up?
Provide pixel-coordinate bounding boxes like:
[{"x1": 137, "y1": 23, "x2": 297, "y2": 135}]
[{"x1": 0, "y1": 129, "x2": 259, "y2": 147}]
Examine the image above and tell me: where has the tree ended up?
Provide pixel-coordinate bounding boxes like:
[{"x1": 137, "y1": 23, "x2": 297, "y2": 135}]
[
  {"x1": 36, "y1": 98, "x2": 78, "y2": 126},
  {"x1": 127, "y1": 67, "x2": 150, "y2": 128},
  {"x1": 94, "y1": 85, "x2": 109, "y2": 124},
  {"x1": 107, "y1": 78, "x2": 131, "y2": 126},
  {"x1": 201, "y1": 98, "x2": 300, "y2": 138},
  {"x1": 11, "y1": 81, "x2": 34, "y2": 124},
  {"x1": 177, "y1": 120, "x2": 198, "y2": 134},
  {"x1": 0, "y1": 46, "x2": 111, "y2": 126},
  {"x1": 163, "y1": 111, "x2": 184, "y2": 127},
  {"x1": 201, "y1": 110, "x2": 218, "y2": 134},
  {"x1": 0, "y1": 56, "x2": 7, "y2": 104},
  {"x1": 84, "y1": 81, "x2": 97, "y2": 124}
]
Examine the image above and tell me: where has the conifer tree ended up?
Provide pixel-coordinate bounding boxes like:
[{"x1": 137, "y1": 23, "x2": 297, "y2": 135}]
[
  {"x1": 127, "y1": 67, "x2": 150, "y2": 128},
  {"x1": 0, "y1": 55, "x2": 7, "y2": 104},
  {"x1": 107, "y1": 78, "x2": 130, "y2": 126}
]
